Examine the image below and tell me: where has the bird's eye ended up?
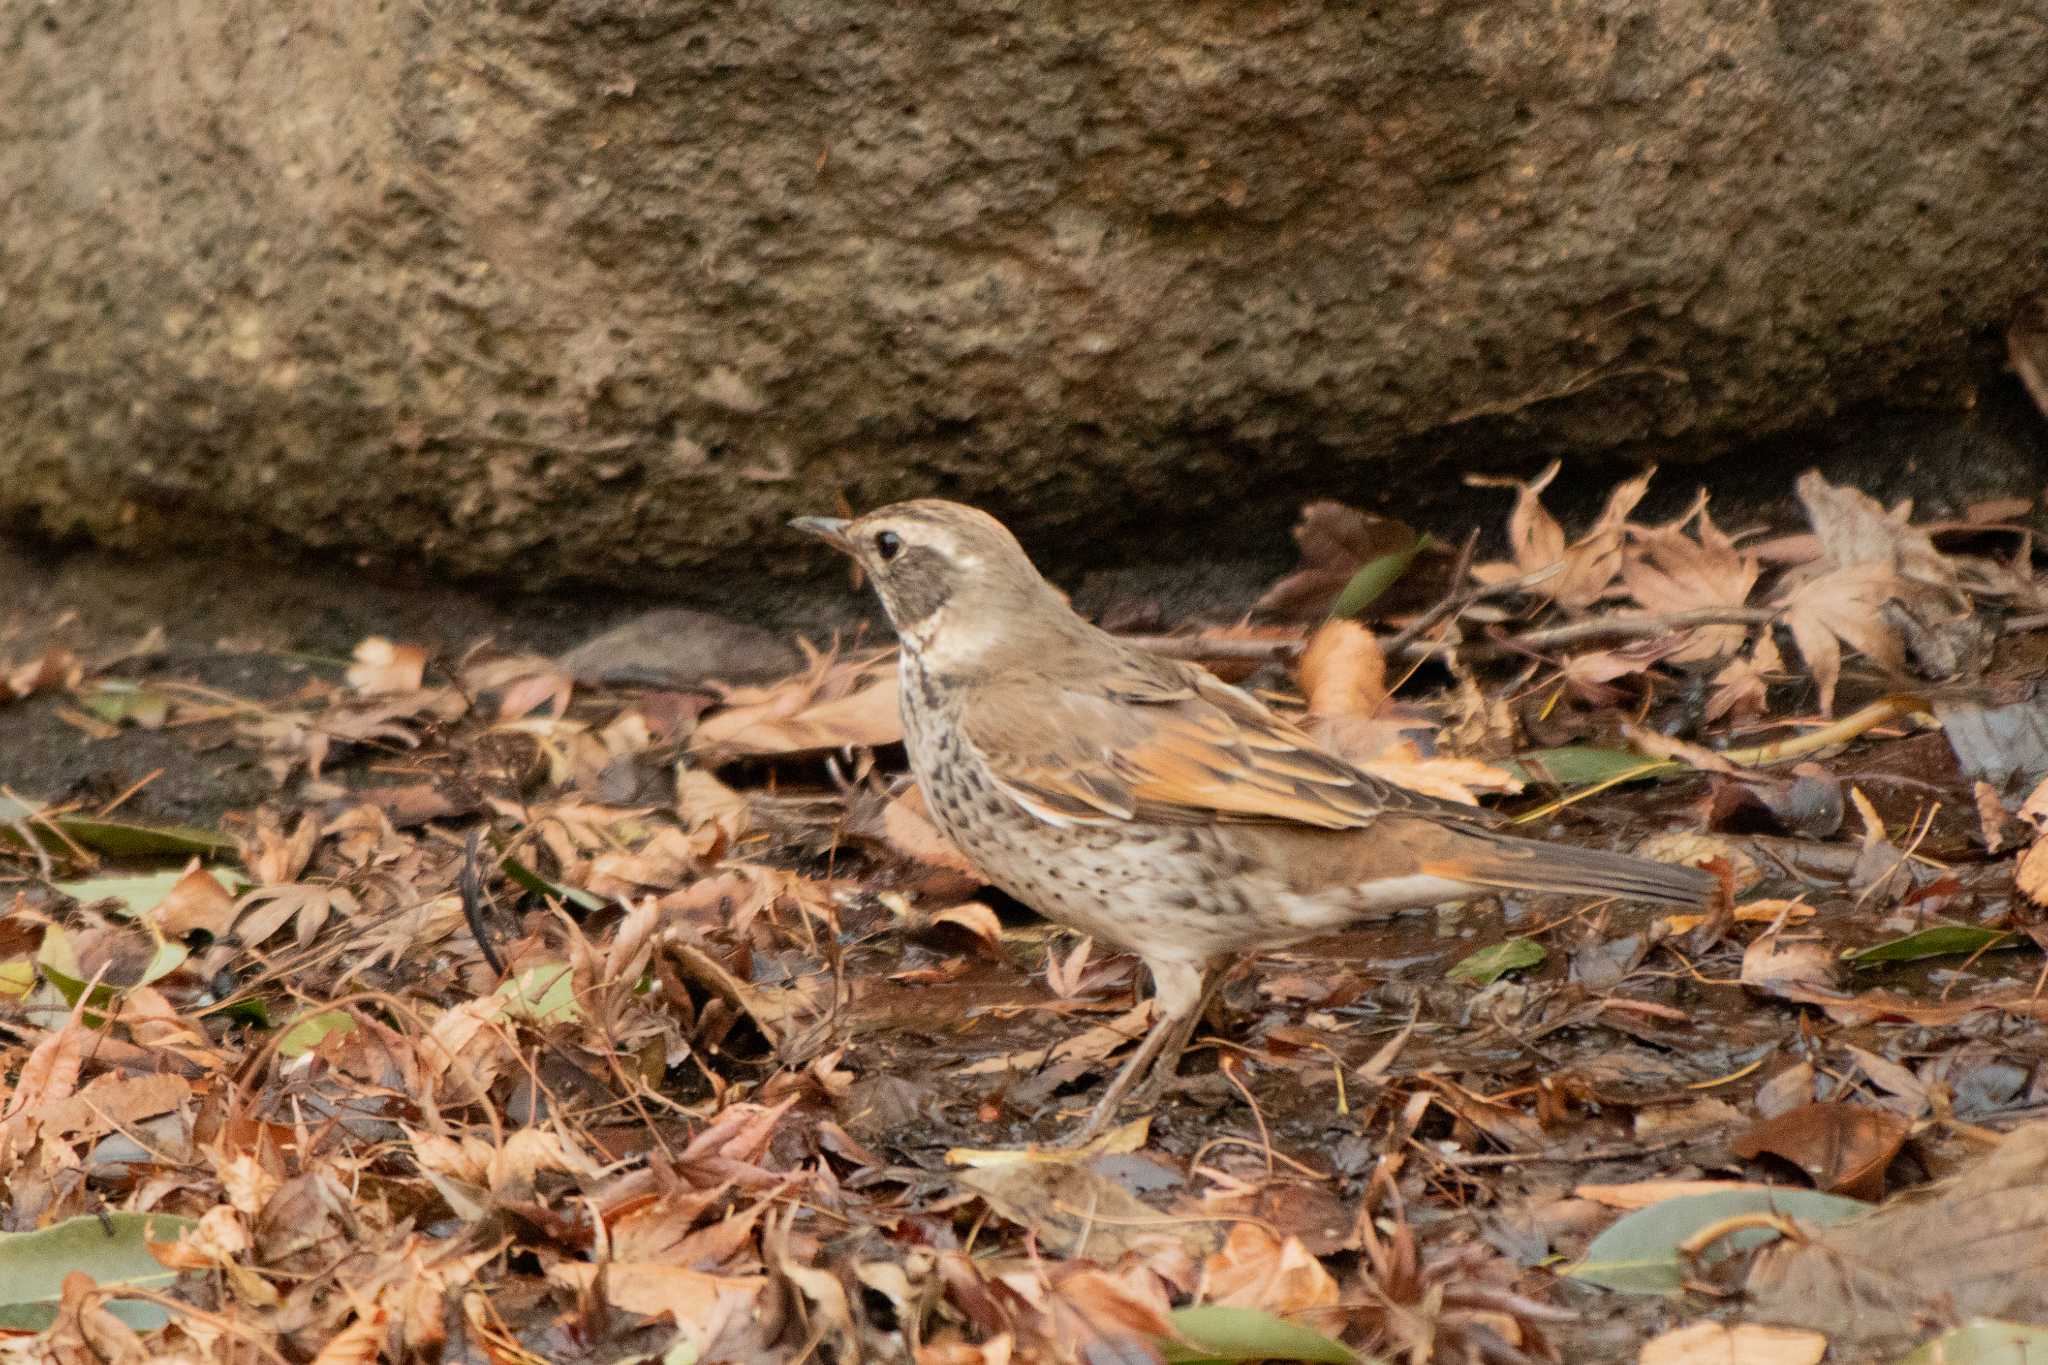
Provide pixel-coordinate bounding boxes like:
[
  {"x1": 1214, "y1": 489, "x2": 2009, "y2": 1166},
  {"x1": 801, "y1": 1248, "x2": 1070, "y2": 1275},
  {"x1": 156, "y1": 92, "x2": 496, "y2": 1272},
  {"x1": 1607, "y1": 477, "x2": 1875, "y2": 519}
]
[{"x1": 874, "y1": 530, "x2": 903, "y2": 562}]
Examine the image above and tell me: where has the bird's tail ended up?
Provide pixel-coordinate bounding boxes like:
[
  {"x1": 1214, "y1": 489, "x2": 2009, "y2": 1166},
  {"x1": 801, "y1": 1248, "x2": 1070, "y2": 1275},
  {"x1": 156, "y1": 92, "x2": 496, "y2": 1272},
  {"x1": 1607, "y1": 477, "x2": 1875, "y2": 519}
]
[{"x1": 1421, "y1": 826, "x2": 1715, "y2": 907}]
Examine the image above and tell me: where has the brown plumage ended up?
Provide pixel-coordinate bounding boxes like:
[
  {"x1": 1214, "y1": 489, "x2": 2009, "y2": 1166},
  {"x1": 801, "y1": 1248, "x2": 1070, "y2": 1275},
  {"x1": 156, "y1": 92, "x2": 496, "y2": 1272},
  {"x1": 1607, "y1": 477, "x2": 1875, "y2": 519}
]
[{"x1": 795, "y1": 500, "x2": 1713, "y2": 1135}]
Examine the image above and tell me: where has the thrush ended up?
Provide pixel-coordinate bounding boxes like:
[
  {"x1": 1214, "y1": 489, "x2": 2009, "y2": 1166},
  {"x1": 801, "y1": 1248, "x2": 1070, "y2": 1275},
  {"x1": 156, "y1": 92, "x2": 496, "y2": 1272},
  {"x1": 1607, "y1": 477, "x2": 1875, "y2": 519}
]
[{"x1": 794, "y1": 500, "x2": 1714, "y2": 1135}]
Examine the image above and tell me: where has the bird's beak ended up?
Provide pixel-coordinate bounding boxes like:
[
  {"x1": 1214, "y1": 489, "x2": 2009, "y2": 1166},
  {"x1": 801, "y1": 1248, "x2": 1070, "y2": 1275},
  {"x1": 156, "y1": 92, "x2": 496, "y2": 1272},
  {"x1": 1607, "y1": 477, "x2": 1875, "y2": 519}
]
[{"x1": 789, "y1": 515, "x2": 854, "y2": 553}]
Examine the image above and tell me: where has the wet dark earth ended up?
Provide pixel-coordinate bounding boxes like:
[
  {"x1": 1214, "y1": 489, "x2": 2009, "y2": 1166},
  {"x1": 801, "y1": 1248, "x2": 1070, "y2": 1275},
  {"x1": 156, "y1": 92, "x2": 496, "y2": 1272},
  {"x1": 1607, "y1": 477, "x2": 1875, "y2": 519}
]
[{"x1": 10, "y1": 391, "x2": 2048, "y2": 1361}]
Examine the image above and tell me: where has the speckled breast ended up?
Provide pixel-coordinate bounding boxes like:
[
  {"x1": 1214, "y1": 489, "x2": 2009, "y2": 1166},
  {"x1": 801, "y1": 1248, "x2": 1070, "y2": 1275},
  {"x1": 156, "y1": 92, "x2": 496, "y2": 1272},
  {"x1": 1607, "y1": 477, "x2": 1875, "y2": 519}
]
[{"x1": 896, "y1": 653, "x2": 1257, "y2": 957}]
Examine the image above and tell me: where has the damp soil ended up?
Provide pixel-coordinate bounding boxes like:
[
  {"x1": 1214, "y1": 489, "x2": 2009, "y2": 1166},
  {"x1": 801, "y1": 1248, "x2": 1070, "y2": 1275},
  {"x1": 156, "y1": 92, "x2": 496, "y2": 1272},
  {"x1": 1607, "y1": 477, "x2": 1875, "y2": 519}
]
[{"x1": 7, "y1": 391, "x2": 2048, "y2": 1361}]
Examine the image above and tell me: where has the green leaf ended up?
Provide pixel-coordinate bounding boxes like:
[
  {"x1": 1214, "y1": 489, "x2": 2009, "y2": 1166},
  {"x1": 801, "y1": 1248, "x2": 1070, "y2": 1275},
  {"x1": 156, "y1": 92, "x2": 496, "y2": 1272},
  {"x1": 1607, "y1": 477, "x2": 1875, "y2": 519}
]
[
  {"x1": 1448, "y1": 937, "x2": 1547, "y2": 985},
  {"x1": 0, "y1": 1211, "x2": 197, "y2": 1331},
  {"x1": 1164, "y1": 1306, "x2": 1360, "y2": 1364},
  {"x1": 37, "y1": 925, "x2": 189, "y2": 1008},
  {"x1": 53, "y1": 870, "x2": 192, "y2": 919},
  {"x1": 493, "y1": 963, "x2": 582, "y2": 1024},
  {"x1": 1847, "y1": 926, "x2": 2022, "y2": 968},
  {"x1": 78, "y1": 682, "x2": 172, "y2": 729},
  {"x1": 211, "y1": 995, "x2": 273, "y2": 1027},
  {"x1": 1565, "y1": 1188, "x2": 1870, "y2": 1294},
  {"x1": 278, "y1": 1009, "x2": 355, "y2": 1056},
  {"x1": 1502, "y1": 747, "x2": 1678, "y2": 788},
  {"x1": 500, "y1": 855, "x2": 606, "y2": 912},
  {"x1": 0, "y1": 795, "x2": 234, "y2": 859},
  {"x1": 53, "y1": 816, "x2": 235, "y2": 858},
  {"x1": 1327, "y1": 534, "x2": 1429, "y2": 620},
  {"x1": 1900, "y1": 1320, "x2": 2048, "y2": 1364}
]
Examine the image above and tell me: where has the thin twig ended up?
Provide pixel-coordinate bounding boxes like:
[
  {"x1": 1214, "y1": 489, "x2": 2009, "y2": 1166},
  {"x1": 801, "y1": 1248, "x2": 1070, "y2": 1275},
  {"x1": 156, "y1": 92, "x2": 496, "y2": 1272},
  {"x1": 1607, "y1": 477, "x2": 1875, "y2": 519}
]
[
  {"x1": 1409, "y1": 606, "x2": 1781, "y2": 660},
  {"x1": 95, "y1": 767, "x2": 164, "y2": 818},
  {"x1": 1382, "y1": 527, "x2": 1481, "y2": 656},
  {"x1": 1428, "y1": 1132, "x2": 1705, "y2": 1168}
]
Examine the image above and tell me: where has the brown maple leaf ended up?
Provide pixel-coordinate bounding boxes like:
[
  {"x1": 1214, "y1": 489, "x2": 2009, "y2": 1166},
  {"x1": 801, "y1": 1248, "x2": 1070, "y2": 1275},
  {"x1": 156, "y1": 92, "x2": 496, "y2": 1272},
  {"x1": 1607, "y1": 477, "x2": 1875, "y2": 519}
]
[
  {"x1": 1469, "y1": 460, "x2": 1652, "y2": 611},
  {"x1": 1622, "y1": 500, "x2": 1760, "y2": 662},
  {"x1": 1777, "y1": 471, "x2": 1984, "y2": 707},
  {"x1": 1707, "y1": 634, "x2": 1784, "y2": 723},
  {"x1": 1776, "y1": 563, "x2": 1903, "y2": 714}
]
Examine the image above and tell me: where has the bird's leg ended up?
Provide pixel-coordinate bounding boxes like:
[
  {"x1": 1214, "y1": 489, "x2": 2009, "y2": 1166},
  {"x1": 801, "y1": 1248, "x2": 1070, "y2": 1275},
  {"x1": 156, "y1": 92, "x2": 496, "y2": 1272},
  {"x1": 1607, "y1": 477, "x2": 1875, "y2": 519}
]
[
  {"x1": 1127, "y1": 963, "x2": 1232, "y2": 1107},
  {"x1": 1075, "y1": 959, "x2": 1226, "y2": 1139}
]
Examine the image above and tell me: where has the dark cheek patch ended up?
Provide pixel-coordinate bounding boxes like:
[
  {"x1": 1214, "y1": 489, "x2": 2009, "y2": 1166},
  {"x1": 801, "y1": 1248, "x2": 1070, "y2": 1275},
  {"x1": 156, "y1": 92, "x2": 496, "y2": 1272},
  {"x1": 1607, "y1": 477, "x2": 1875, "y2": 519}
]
[{"x1": 882, "y1": 546, "x2": 954, "y2": 625}]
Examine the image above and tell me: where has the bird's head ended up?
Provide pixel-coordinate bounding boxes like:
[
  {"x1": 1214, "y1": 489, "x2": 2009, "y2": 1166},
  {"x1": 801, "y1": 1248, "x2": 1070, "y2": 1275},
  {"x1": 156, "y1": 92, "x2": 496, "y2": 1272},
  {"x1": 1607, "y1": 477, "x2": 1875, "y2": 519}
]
[{"x1": 792, "y1": 499, "x2": 1072, "y2": 671}]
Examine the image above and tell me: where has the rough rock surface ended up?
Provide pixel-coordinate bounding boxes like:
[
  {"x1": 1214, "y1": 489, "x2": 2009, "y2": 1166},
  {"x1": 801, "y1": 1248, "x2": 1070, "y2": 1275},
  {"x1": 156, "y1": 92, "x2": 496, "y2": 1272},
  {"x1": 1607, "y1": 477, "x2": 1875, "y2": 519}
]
[{"x1": 2, "y1": 1, "x2": 2045, "y2": 584}]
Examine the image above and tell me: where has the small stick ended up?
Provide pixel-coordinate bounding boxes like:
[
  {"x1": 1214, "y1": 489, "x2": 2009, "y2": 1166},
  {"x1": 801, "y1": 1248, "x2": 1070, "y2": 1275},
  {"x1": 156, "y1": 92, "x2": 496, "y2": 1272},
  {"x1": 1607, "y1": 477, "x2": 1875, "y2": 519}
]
[
  {"x1": 1406, "y1": 606, "x2": 1781, "y2": 660},
  {"x1": 1382, "y1": 527, "x2": 1482, "y2": 656}
]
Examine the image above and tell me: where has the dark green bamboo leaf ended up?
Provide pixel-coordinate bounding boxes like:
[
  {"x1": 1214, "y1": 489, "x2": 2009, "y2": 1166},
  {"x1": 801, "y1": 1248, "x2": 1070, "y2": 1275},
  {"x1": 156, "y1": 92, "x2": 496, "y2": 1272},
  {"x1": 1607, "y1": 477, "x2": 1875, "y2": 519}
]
[
  {"x1": 500, "y1": 855, "x2": 606, "y2": 912},
  {"x1": 55, "y1": 815, "x2": 235, "y2": 858},
  {"x1": 1327, "y1": 534, "x2": 1429, "y2": 620},
  {"x1": 0, "y1": 795, "x2": 234, "y2": 858},
  {"x1": 1847, "y1": 926, "x2": 2022, "y2": 968}
]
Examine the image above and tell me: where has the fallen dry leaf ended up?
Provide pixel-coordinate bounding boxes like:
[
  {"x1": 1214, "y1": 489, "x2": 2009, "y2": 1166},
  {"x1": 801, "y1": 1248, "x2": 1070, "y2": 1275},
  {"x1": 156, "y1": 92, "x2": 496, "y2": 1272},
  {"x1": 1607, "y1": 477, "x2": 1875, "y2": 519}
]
[
  {"x1": 929, "y1": 901, "x2": 1005, "y2": 953},
  {"x1": 233, "y1": 882, "x2": 358, "y2": 950},
  {"x1": 1729, "y1": 1101, "x2": 1909, "y2": 1200},
  {"x1": 1299, "y1": 618, "x2": 1388, "y2": 715},
  {"x1": 957, "y1": 1158, "x2": 1219, "y2": 1261},
  {"x1": 955, "y1": 1001, "x2": 1154, "y2": 1078},
  {"x1": 1622, "y1": 501, "x2": 1760, "y2": 662},
  {"x1": 1779, "y1": 470, "x2": 1985, "y2": 707},
  {"x1": 5, "y1": 647, "x2": 81, "y2": 701},
  {"x1": 1199, "y1": 1223, "x2": 1342, "y2": 1334},
  {"x1": 549, "y1": 1263, "x2": 765, "y2": 1345},
  {"x1": 691, "y1": 647, "x2": 903, "y2": 756},
  {"x1": 1795, "y1": 470, "x2": 1964, "y2": 602},
  {"x1": 1775, "y1": 562, "x2": 1901, "y2": 715},
  {"x1": 2019, "y1": 838, "x2": 2048, "y2": 905},
  {"x1": 1745, "y1": 1120, "x2": 2048, "y2": 1352},
  {"x1": 1639, "y1": 1322, "x2": 1827, "y2": 1365},
  {"x1": 1740, "y1": 932, "x2": 1839, "y2": 1001},
  {"x1": 148, "y1": 864, "x2": 240, "y2": 939},
  {"x1": 33, "y1": 1072, "x2": 189, "y2": 1142},
  {"x1": 1707, "y1": 633, "x2": 1784, "y2": 723},
  {"x1": 1298, "y1": 620, "x2": 1517, "y2": 803},
  {"x1": 1469, "y1": 460, "x2": 1652, "y2": 611}
]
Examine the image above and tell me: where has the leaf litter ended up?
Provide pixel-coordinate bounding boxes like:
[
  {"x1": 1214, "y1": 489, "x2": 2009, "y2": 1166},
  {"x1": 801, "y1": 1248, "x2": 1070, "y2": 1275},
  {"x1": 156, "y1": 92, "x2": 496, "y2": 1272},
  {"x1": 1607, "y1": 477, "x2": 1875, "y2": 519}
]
[{"x1": 7, "y1": 466, "x2": 2048, "y2": 1361}]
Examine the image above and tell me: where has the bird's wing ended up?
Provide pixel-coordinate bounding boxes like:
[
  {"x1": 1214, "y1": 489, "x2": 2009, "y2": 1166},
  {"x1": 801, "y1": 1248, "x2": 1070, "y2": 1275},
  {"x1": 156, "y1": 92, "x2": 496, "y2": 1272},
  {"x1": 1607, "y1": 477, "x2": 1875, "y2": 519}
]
[{"x1": 960, "y1": 653, "x2": 1493, "y2": 830}]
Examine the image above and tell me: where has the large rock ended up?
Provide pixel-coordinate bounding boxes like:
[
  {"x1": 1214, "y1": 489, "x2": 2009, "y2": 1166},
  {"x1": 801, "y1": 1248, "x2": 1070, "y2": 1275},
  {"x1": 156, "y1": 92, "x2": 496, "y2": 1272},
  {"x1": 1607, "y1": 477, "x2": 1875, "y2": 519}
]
[{"x1": 2, "y1": 1, "x2": 2044, "y2": 584}]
